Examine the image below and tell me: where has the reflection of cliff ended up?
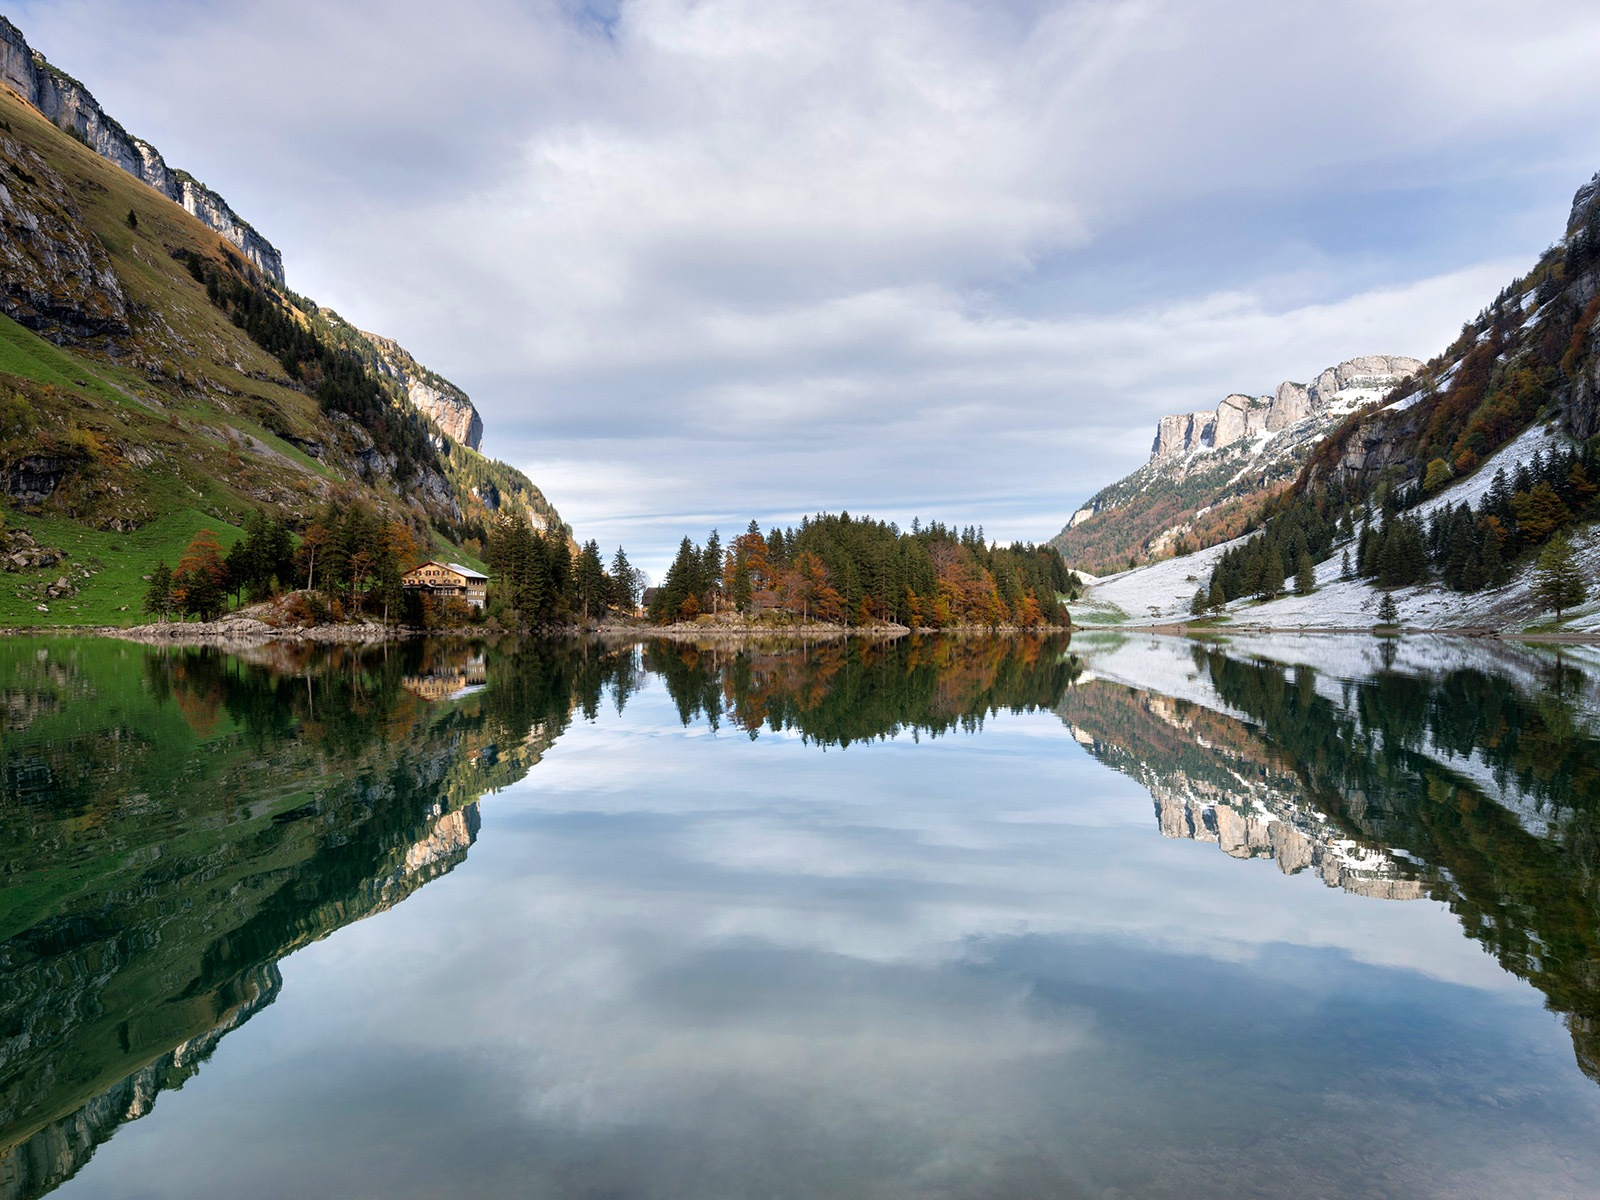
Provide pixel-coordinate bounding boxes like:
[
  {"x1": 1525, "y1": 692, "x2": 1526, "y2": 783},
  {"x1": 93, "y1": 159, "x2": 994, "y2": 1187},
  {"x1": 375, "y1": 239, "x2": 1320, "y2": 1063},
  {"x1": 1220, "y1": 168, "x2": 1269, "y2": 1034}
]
[
  {"x1": 0, "y1": 636, "x2": 609, "y2": 1200},
  {"x1": 1069, "y1": 636, "x2": 1600, "y2": 1086},
  {"x1": 1191, "y1": 647, "x2": 1600, "y2": 1085},
  {"x1": 0, "y1": 966, "x2": 279, "y2": 1200},
  {"x1": 1060, "y1": 681, "x2": 1424, "y2": 900}
]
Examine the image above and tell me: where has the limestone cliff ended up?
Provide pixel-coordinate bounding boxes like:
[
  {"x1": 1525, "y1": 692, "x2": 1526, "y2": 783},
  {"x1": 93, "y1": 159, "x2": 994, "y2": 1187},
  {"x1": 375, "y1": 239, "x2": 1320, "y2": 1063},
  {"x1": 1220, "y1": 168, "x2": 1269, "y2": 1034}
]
[
  {"x1": 0, "y1": 15, "x2": 283, "y2": 283},
  {"x1": 363, "y1": 331, "x2": 484, "y2": 451},
  {"x1": 1054, "y1": 356, "x2": 1421, "y2": 573},
  {"x1": 1147, "y1": 356, "x2": 1422, "y2": 461}
]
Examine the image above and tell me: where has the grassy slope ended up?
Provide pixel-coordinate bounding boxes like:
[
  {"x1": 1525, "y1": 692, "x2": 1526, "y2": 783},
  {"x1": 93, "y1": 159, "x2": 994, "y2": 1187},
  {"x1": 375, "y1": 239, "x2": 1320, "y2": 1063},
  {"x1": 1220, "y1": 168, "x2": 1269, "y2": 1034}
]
[{"x1": 0, "y1": 85, "x2": 521, "y2": 624}]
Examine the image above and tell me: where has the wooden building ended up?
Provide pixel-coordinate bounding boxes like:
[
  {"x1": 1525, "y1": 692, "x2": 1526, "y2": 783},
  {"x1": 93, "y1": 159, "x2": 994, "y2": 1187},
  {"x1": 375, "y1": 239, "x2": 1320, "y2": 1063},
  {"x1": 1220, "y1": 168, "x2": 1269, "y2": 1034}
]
[{"x1": 401, "y1": 561, "x2": 489, "y2": 609}]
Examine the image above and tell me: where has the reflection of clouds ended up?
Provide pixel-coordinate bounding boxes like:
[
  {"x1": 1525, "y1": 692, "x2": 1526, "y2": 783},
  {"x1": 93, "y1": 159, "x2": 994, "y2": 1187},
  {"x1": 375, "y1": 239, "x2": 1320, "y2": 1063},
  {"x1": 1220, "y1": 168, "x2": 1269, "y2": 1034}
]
[
  {"x1": 504, "y1": 683, "x2": 1518, "y2": 991},
  {"x1": 71, "y1": 684, "x2": 1600, "y2": 1200}
]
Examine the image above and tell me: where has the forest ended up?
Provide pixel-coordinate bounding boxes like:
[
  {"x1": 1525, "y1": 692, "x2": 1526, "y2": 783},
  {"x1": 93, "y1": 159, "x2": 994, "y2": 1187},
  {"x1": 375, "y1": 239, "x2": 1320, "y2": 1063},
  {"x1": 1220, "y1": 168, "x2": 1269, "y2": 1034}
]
[
  {"x1": 644, "y1": 514, "x2": 1077, "y2": 629},
  {"x1": 1202, "y1": 440, "x2": 1599, "y2": 609}
]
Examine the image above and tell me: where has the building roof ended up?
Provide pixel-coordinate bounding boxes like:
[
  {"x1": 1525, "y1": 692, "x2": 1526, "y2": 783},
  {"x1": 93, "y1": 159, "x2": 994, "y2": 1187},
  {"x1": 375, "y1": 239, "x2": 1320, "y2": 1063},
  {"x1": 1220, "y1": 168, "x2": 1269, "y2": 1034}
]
[{"x1": 404, "y1": 560, "x2": 489, "y2": 582}]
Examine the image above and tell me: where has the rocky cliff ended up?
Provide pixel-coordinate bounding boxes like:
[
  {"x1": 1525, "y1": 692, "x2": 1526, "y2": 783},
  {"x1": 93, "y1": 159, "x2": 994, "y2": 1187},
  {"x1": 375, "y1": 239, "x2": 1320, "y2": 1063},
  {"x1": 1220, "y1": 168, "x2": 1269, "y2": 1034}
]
[
  {"x1": 1053, "y1": 355, "x2": 1420, "y2": 573},
  {"x1": 0, "y1": 15, "x2": 283, "y2": 284},
  {"x1": 1148, "y1": 356, "x2": 1422, "y2": 460},
  {"x1": 0, "y1": 128, "x2": 128, "y2": 337},
  {"x1": 363, "y1": 331, "x2": 484, "y2": 451}
]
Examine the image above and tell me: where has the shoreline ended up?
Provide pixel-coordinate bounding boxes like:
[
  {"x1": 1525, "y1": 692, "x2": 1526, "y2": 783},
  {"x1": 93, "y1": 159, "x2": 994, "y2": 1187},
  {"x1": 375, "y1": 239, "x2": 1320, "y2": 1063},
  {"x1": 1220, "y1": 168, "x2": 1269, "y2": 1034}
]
[
  {"x1": 1077, "y1": 620, "x2": 1600, "y2": 645},
  {"x1": 8, "y1": 615, "x2": 1600, "y2": 647}
]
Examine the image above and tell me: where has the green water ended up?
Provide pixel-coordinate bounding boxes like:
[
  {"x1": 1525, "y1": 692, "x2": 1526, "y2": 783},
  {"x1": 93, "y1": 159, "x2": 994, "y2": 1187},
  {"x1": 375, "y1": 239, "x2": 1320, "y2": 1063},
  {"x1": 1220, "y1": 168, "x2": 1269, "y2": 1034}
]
[{"x1": 1, "y1": 632, "x2": 1598, "y2": 1198}]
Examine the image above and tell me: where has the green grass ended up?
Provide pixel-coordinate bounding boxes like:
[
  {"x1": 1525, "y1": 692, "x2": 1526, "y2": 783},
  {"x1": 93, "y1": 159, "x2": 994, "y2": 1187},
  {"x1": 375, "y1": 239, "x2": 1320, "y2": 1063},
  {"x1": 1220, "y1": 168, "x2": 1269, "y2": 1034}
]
[{"x1": 0, "y1": 508, "x2": 244, "y2": 626}]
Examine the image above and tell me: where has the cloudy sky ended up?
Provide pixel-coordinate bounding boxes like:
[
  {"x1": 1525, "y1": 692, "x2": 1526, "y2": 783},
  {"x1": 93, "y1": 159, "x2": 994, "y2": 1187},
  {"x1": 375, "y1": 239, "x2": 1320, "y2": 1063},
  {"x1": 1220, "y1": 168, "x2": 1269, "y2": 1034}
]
[{"x1": 14, "y1": 0, "x2": 1600, "y2": 573}]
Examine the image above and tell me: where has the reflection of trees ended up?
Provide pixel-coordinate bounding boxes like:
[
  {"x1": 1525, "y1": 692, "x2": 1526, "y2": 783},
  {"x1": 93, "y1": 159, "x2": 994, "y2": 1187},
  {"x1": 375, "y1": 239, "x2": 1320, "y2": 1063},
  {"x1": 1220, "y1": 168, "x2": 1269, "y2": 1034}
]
[
  {"x1": 1189, "y1": 648, "x2": 1600, "y2": 1085},
  {"x1": 0, "y1": 636, "x2": 641, "y2": 1200},
  {"x1": 644, "y1": 635, "x2": 1081, "y2": 747}
]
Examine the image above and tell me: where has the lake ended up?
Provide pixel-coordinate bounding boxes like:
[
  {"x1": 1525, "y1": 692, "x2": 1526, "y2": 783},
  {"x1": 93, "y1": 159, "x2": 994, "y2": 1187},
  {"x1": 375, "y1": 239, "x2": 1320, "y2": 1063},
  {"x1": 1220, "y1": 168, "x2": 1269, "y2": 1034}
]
[{"x1": 2, "y1": 631, "x2": 1598, "y2": 1199}]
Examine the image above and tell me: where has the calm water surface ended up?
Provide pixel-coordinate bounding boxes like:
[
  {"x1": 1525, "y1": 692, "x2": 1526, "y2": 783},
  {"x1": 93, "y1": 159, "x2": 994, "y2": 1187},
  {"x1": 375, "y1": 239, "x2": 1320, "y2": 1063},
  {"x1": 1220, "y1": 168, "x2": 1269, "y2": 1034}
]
[{"x1": 2, "y1": 632, "x2": 1599, "y2": 1199}]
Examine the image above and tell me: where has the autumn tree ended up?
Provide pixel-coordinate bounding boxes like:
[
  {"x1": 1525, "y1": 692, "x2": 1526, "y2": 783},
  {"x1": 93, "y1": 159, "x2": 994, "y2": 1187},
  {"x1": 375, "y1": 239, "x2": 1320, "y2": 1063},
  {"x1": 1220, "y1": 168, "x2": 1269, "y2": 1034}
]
[{"x1": 173, "y1": 530, "x2": 229, "y2": 621}]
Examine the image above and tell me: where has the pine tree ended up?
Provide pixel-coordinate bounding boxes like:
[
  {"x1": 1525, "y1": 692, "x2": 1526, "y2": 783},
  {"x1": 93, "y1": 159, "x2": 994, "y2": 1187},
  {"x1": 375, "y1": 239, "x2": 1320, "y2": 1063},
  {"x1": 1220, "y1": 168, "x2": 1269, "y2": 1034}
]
[
  {"x1": 1261, "y1": 548, "x2": 1285, "y2": 599},
  {"x1": 1341, "y1": 549, "x2": 1352, "y2": 580},
  {"x1": 1207, "y1": 574, "x2": 1226, "y2": 611},
  {"x1": 143, "y1": 560, "x2": 174, "y2": 622},
  {"x1": 1190, "y1": 588, "x2": 1208, "y2": 617},
  {"x1": 1534, "y1": 533, "x2": 1587, "y2": 619},
  {"x1": 1294, "y1": 549, "x2": 1316, "y2": 596},
  {"x1": 610, "y1": 545, "x2": 637, "y2": 613},
  {"x1": 1376, "y1": 592, "x2": 1399, "y2": 627}
]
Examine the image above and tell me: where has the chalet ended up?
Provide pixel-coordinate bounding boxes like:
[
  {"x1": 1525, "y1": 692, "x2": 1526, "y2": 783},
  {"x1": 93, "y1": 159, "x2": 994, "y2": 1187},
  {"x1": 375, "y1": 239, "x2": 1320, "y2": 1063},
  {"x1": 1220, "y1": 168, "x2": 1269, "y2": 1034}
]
[{"x1": 402, "y1": 561, "x2": 489, "y2": 609}]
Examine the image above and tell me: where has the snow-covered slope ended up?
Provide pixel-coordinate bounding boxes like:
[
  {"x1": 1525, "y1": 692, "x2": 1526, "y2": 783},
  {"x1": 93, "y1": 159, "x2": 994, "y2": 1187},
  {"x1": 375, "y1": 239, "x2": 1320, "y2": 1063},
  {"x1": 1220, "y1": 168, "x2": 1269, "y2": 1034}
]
[{"x1": 1075, "y1": 420, "x2": 1600, "y2": 634}]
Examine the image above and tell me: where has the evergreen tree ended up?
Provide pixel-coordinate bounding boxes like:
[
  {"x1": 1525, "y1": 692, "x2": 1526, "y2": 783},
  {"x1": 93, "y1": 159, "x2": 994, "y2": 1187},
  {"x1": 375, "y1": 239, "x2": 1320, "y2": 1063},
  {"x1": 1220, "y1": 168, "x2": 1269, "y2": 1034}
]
[
  {"x1": 1534, "y1": 533, "x2": 1587, "y2": 619},
  {"x1": 1207, "y1": 574, "x2": 1226, "y2": 611},
  {"x1": 1294, "y1": 549, "x2": 1316, "y2": 596},
  {"x1": 143, "y1": 560, "x2": 174, "y2": 622},
  {"x1": 1260, "y1": 548, "x2": 1285, "y2": 599},
  {"x1": 610, "y1": 545, "x2": 637, "y2": 613},
  {"x1": 1376, "y1": 592, "x2": 1399, "y2": 627},
  {"x1": 1190, "y1": 588, "x2": 1208, "y2": 617}
]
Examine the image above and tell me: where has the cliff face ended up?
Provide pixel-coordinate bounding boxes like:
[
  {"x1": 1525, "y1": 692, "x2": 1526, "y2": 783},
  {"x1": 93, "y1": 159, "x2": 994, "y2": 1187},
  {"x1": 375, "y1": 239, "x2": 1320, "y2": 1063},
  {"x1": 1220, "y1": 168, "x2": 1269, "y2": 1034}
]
[
  {"x1": 0, "y1": 16, "x2": 283, "y2": 284},
  {"x1": 1054, "y1": 355, "x2": 1421, "y2": 573},
  {"x1": 364, "y1": 331, "x2": 484, "y2": 451},
  {"x1": 0, "y1": 129, "x2": 128, "y2": 337},
  {"x1": 1148, "y1": 357, "x2": 1422, "y2": 461}
]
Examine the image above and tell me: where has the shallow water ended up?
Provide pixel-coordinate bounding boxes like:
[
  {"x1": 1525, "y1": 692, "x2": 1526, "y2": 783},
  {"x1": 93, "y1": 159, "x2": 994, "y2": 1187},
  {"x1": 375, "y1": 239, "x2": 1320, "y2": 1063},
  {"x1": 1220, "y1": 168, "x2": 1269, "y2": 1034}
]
[{"x1": 2, "y1": 633, "x2": 1598, "y2": 1199}]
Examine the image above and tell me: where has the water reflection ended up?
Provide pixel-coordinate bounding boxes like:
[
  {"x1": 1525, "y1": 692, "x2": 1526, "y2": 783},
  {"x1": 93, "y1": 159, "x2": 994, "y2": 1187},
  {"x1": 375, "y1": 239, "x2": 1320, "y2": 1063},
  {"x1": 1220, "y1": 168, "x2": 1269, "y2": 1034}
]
[{"x1": 2, "y1": 632, "x2": 1600, "y2": 1197}]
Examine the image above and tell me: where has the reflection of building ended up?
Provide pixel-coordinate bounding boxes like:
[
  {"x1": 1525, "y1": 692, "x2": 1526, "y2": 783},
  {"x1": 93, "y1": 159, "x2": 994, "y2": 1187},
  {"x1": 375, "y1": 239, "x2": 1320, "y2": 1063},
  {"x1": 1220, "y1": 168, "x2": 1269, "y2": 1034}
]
[
  {"x1": 401, "y1": 561, "x2": 488, "y2": 609},
  {"x1": 401, "y1": 656, "x2": 487, "y2": 703}
]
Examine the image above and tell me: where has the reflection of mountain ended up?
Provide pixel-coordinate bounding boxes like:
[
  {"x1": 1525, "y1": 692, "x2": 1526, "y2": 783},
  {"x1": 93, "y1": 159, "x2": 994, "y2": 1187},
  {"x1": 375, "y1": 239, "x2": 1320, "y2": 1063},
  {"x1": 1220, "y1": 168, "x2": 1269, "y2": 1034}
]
[
  {"x1": 1061, "y1": 682, "x2": 1424, "y2": 900},
  {"x1": 1069, "y1": 635, "x2": 1600, "y2": 1085},
  {"x1": 0, "y1": 638, "x2": 628, "y2": 1200}
]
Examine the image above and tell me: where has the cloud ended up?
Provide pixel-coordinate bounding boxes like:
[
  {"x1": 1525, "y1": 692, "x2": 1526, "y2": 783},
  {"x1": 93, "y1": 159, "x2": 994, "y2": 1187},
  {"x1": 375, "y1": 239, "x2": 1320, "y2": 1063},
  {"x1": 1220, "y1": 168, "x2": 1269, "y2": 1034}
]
[{"x1": 13, "y1": 0, "x2": 1600, "y2": 569}]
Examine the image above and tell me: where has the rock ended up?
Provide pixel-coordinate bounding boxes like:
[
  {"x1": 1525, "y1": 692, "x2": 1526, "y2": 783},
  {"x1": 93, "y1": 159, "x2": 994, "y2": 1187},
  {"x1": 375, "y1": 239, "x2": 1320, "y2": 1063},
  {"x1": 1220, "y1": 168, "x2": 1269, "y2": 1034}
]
[
  {"x1": 1266, "y1": 380, "x2": 1312, "y2": 431},
  {"x1": 0, "y1": 134, "x2": 131, "y2": 338},
  {"x1": 362, "y1": 330, "x2": 484, "y2": 451},
  {"x1": 0, "y1": 15, "x2": 282, "y2": 283}
]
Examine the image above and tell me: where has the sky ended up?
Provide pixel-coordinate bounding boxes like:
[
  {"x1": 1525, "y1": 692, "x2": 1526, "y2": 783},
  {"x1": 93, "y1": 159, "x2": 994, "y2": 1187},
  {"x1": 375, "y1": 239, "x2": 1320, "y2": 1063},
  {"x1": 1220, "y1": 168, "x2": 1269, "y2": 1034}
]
[{"x1": 14, "y1": 0, "x2": 1600, "y2": 576}]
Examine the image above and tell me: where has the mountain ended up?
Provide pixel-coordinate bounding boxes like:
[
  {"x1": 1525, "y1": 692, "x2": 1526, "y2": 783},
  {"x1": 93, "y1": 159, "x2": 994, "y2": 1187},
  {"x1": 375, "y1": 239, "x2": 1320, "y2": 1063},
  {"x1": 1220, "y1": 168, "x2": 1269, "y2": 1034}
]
[
  {"x1": 1, "y1": 16, "x2": 281, "y2": 282},
  {"x1": 0, "y1": 13, "x2": 562, "y2": 625},
  {"x1": 1051, "y1": 355, "x2": 1421, "y2": 574},
  {"x1": 1073, "y1": 164, "x2": 1600, "y2": 633}
]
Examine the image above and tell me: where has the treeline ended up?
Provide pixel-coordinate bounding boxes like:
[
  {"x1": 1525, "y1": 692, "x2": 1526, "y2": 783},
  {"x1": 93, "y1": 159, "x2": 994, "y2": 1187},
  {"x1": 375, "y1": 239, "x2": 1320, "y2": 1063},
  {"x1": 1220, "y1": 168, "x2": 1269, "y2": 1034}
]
[
  {"x1": 1205, "y1": 440, "x2": 1600, "y2": 609},
  {"x1": 144, "y1": 502, "x2": 436, "y2": 625},
  {"x1": 485, "y1": 509, "x2": 636, "y2": 628},
  {"x1": 648, "y1": 514, "x2": 1076, "y2": 628}
]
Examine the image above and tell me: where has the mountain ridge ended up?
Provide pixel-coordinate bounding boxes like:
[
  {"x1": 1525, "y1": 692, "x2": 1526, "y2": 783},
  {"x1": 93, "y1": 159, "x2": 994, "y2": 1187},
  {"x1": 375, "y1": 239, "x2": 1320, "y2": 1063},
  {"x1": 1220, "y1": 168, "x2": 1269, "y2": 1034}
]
[
  {"x1": 1052, "y1": 354, "x2": 1420, "y2": 574},
  {"x1": 0, "y1": 14, "x2": 283, "y2": 284}
]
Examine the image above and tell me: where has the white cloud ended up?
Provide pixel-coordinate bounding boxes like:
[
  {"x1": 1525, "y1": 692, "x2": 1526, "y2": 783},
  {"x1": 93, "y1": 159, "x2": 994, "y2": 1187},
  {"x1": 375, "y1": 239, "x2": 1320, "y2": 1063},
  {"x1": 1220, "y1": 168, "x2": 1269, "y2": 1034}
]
[{"x1": 14, "y1": 0, "x2": 1600, "y2": 567}]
